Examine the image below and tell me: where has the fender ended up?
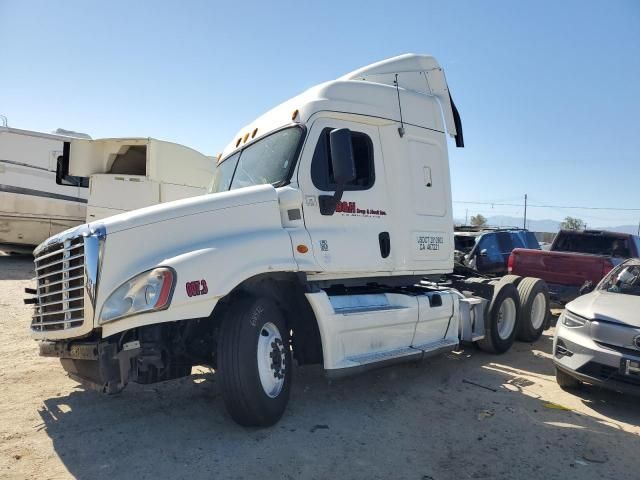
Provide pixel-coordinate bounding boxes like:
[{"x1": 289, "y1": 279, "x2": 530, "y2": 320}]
[
  {"x1": 93, "y1": 186, "x2": 299, "y2": 338},
  {"x1": 99, "y1": 230, "x2": 299, "y2": 338}
]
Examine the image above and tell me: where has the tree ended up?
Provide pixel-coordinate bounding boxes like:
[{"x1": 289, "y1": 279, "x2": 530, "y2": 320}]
[
  {"x1": 470, "y1": 213, "x2": 487, "y2": 227},
  {"x1": 560, "y1": 216, "x2": 585, "y2": 231}
]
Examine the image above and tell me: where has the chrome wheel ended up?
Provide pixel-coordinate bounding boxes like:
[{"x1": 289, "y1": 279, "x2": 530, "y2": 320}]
[
  {"x1": 530, "y1": 292, "x2": 546, "y2": 330},
  {"x1": 497, "y1": 298, "x2": 517, "y2": 340},
  {"x1": 256, "y1": 322, "x2": 286, "y2": 398}
]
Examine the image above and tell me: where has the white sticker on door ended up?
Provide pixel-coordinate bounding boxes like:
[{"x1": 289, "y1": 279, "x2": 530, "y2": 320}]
[{"x1": 413, "y1": 232, "x2": 448, "y2": 260}]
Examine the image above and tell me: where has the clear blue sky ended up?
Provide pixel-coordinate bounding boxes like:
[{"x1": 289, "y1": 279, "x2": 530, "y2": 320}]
[{"x1": 1, "y1": 0, "x2": 638, "y2": 227}]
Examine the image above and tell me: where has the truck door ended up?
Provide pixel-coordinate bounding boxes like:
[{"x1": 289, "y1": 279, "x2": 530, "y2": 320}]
[
  {"x1": 474, "y1": 234, "x2": 504, "y2": 274},
  {"x1": 298, "y1": 118, "x2": 392, "y2": 273}
]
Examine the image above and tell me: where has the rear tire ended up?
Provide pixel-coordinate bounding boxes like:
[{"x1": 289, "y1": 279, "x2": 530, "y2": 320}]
[
  {"x1": 497, "y1": 274, "x2": 522, "y2": 286},
  {"x1": 516, "y1": 277, "x2": 550, "y2": 342},
  {"x1": 476, "y1": 282, "x2": 520, "y2": 354},
  {"x1": 555, "y1": 367, "x2": 582, "y2": 390},
  {"x1": 218, "y1": 294, "x2": 292, "y2": 427}
]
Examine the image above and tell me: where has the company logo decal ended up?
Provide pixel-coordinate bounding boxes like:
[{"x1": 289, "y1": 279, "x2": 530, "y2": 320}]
[
  {"x1": 186, "y1": 279, "x2": 208, "y2": 297},
  {"x1": 335, "y1": 201, "x2": 386, "y2": 217}
]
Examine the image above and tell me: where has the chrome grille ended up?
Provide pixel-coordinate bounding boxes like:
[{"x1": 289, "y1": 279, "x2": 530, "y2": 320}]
[{"x1": 32, "y1": 236, "x2": 85, "y2": 332}]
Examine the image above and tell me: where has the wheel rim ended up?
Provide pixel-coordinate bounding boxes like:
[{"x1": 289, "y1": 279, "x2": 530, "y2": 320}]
[
  {"x1": 530, "y1": 292, "x2": 546, "y2": 330},
  {"x1": 497, "y1": 298, "x2": 517, "y2": 340},
  {"x1": 256, "y1": 322, "x2": 286, "y2": 398}
]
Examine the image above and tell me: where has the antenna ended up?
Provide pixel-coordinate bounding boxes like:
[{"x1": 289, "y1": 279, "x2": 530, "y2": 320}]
[{"x1": 393, "y1": 74, "x2": 405, "y2": 138}]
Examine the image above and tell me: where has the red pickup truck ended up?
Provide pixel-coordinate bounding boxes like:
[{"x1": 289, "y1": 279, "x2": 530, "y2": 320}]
[{"x1": 509, "y1": 230, "x2": 640, "y2": 304}]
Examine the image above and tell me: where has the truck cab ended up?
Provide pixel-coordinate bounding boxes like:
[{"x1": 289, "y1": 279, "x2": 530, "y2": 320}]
[{"x1": 27, "y1": 54, "x2": 546, "y2": 427}]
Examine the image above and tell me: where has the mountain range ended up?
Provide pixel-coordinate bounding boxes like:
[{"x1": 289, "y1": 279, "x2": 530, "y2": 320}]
[{"x1": 455, "y1": 215, "x2": 639, "y2": 235}]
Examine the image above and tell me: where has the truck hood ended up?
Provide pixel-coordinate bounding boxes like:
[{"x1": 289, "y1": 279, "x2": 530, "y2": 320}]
[
  {"x1": 95, "y1": 184, "x2": 279, "y2": 235},
  {"x1": 567, "y1": 291, "x2": 640, "y2": 327}
]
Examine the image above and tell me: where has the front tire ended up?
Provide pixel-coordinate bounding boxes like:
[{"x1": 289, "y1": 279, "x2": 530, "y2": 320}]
[
  {"x1": 218, "y1": 294, "x2": 292, "y2": 427},
  {"x1": 477, "y1": 282, "x2": 520, "y2": 354}
]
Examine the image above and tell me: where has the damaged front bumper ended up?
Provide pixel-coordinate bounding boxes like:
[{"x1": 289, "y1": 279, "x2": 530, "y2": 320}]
[{"x1": 39, "y1": 339, "x2": 141, "y2": 394}]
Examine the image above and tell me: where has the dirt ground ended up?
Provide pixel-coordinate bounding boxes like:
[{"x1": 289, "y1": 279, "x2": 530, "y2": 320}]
[{"x1": 1, "y1": 253, "x2": 639, "y2": 480}]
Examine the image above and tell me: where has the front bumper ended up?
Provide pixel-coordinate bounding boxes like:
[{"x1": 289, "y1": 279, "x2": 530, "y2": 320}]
[
  {"x1": 39, "y1": 339, "x2": 140, "y2": 394},
  {"x1": 553, "y1": 321, "x2": 640, "y2": 396}
]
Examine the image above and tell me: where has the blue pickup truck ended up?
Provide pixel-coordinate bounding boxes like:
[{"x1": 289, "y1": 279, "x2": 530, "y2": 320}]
[{"x1": 454, "y1": 226, "x2": 541, "y2": 276}]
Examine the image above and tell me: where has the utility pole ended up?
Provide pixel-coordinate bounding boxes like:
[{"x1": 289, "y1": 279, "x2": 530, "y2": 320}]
[
  {"x1": 465, "y1": 209, "x2": 468, "y2": 225},
  {"x1": 523, "y1": 194, "x2": 528, "y2": 230},
  {"x1": 637, "y1": 219, "x2": 640, "y2": 236}
]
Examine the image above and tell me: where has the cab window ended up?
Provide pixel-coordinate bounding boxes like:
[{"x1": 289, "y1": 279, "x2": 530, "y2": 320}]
[{"x1": 311, "y1": 127, "x2": 375, "y2": 191}]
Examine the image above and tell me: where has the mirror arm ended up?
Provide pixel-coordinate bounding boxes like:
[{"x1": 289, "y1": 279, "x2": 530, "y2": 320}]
[{"x1": 319, "y1": 185, "x2": 345, "y2": 216}]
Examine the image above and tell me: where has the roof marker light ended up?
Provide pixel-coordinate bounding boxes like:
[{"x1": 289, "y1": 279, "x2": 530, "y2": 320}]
[
  {"x1": 252, "y1": 128, "x2": 258, "y2": 138},
  {"x1": 291, "y1": 109, "x2": 299, "y2": 121}
]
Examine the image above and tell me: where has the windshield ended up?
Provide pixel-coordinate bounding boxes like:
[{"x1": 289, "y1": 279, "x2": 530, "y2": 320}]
[
  {"x1": 554, "y1": 232, "x2": 631, "y2": 257},
  {"x1": 598, "y1": 260, "x2": 640, "y2": 296},
  {"x1": 209, "y1": 126, "x2": 304, "y2": 193}
]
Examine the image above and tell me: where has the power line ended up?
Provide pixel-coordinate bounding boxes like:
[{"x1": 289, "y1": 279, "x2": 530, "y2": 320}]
[{"x1": 452, "y1": 200, "x2": 640, "y2": 212}]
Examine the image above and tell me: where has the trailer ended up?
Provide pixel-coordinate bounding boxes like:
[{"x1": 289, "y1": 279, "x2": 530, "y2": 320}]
[{"x1": 1, "y1": 124, "x2": 214, "y2": 250}]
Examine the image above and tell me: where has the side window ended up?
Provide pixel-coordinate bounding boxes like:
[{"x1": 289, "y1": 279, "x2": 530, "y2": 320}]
[
  {"x1": 524, "y1": 231, "x2": 541, "y2": 249},
  {"x1": 311, "y1": 127, "x2": 375, "y2": 191},
  {"x1": 496, "y1": 232, "x2": 516, "y2": 253},
  {"x1": 210, "y1": 152, "x2": 240, "y2": 193},
  {"x1": 509, "y1": 232, "x2": 526, "y2": 250}
]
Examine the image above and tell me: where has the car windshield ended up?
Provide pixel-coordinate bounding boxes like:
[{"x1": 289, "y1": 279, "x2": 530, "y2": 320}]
[
  {"x1": 209, "y1": 127, "x2": 304, "y2": 193},
  {"x1": 598, "y1": 260, "x2": 640, "y2": 296},
  {"x1": 554, "y1": 232, "x2": 631, "y2": 257}
]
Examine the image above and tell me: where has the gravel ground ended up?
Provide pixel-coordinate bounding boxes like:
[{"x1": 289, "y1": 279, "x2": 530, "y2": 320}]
[{"x1": 1, "y1": 253, "x2": 639, "y2": 480}]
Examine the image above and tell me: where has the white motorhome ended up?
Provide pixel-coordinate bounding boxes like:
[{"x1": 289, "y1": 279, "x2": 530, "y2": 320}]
[
  {"x1": 0, "y1": 126, "x2": 89, "y2": 250},
  {"x1": 27, "y1": 54, "x2": 550, "y2": 427},
  {"x1": 0, "y1": 125, "x2": 213, "y2": 250}
]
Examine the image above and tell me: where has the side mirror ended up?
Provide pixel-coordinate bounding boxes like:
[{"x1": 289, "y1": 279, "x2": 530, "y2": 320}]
[
  {"x1": 319, "y1": 128, "x2": 356, "y2": 215},
  {"x1": 579, "y1": 280, "x2": 594, "y2": 296}
]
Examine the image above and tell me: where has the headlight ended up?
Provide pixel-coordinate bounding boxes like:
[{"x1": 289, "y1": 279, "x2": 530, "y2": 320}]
[
  {"x1": 99, "y1": 267, "x2": 176, "y2": 323},
  {"x1": 561, "y1": 310, "x2": 588, "y2": 328}
]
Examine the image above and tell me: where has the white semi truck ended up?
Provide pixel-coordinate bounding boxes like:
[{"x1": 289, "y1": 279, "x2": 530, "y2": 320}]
[{"x1": 26, "y1": 54, "x2": 550, "y2": 427}]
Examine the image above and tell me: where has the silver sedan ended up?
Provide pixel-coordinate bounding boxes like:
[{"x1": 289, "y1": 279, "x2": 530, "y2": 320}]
[{"x1": 553, "y1": 258, "x2": 640, "y2": 395}]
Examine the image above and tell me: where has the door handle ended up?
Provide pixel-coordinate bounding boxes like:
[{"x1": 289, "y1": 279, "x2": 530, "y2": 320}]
[{"x1": 379, "y1": 232, "x2": 391, "y2": 258}]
